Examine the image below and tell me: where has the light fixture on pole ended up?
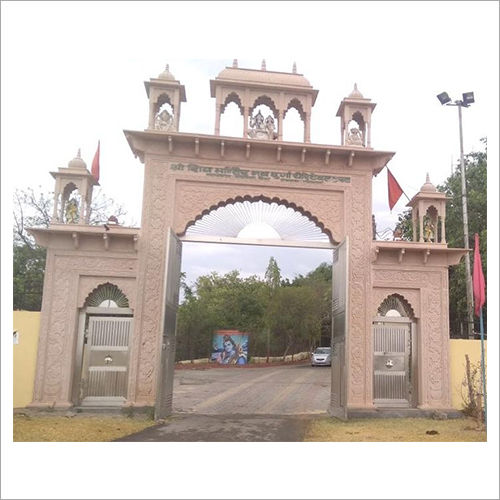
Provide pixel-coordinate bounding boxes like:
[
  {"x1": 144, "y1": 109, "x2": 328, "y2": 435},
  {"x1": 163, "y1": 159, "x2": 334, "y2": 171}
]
[{"x1": 437, "y1": 90, "x2": 475, "y2": 339}]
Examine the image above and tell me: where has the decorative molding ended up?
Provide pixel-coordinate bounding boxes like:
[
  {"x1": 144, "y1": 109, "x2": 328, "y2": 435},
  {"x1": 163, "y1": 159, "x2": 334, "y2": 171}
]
[{"x1": 31, "y1": 254, "x2": 137, "y2": 405}]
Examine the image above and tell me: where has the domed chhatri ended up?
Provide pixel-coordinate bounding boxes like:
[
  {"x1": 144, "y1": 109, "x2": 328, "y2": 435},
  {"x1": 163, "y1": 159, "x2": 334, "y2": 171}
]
[
  {"x1": 420, "y1": 172, "x2": 438, "y2": 192},
  {"x1": 348, "y1": 83, "x2": 364, "y2": 99},
  {"x1": 67, "y1": 149, "x2": 87, "y2": 170},
  {"x1": 158, "y1": 64, "x2": 176, "y2": 81}
]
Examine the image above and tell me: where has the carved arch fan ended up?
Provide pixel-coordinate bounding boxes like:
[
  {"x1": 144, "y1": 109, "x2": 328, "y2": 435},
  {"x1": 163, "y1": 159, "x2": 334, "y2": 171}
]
[
  {"x1": 84, "y1": 283, "x2": 129, "y2": 308},
  {"x1": 377, "y1": 294, "x2": 415, "y2": 319},
  {"x1": 185, "y1": 200, "x2": 330, "y2": 242}
]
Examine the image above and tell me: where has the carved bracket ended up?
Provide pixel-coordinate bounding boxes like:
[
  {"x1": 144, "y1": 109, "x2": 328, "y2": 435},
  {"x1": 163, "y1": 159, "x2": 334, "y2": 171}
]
[
  {"x1": 398, "y1": 248, "x2": 405, "y2": 264},
  {"x1": 324, "y1": 150, "x2": 331, "y2": 165},
  {"x1": 423, "y1": 248, "x2": 430, "y2": 264}
]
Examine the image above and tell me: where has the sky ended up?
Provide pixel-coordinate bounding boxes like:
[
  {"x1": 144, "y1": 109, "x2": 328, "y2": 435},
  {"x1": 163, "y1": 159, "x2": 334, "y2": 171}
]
[{"x1": 2, "y1": 2, "x2": 499, "y2": 499}]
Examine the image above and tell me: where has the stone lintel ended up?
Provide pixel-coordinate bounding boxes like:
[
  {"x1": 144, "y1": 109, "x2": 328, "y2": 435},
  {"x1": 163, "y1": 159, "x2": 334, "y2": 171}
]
[
  {"x1": 373, "y1": 241, "x2": 467, "y2": 266},
  {"x1": 123, "y1": 129, "x2": 395, "y2": 174},
  {"x1": 28, "y1": 224, "x2": 140, "y2": 252}
]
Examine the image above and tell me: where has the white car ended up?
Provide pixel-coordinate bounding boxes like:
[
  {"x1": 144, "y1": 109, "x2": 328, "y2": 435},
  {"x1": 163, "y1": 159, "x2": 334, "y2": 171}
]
[{"x1": 311, "y1": 347, "x2": 332, "y2": 366}]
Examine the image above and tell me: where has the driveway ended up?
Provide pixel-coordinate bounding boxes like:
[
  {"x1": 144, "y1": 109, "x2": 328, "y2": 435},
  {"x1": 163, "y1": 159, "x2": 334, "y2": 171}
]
[
  {"x1": 116, "y1": 364, "x2": 331, "y2": 442},
  {"x1": 173, "y1": 363, "x2": 331, "y2": 415}
]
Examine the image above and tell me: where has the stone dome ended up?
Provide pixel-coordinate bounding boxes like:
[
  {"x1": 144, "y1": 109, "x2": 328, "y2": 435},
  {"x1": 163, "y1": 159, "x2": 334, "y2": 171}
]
[
  {"x1": 158, "y1": 64, "x2": 176, "y2": 81},
  {"x1": 215, "y1": 66, "x2": 312, "y2": 88},
  {"x1": 348, "y1": 83, "x2": 364, "y2": 99},
  {"x1": 420, "y1": 173, "x2": 437, "y2": 192},
  {"x1": 68, "y1": 149, "x2": 87, "y2": 169}
]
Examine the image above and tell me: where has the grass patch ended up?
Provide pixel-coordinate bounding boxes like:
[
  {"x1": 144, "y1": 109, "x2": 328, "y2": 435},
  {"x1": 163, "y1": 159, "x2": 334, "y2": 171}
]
[
  {"x1": 13, "y1": 415, "x2": 157, "y2": 442},
  {"x1": 304, "y1": 417, "x2": 486, "y2": 442}
]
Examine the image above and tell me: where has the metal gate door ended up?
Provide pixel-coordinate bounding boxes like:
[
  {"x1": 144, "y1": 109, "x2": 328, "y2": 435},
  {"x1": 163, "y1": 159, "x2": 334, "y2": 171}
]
[
  {"x1": 330, "y1": 237, "x2": 348, "y2": 419},
  {"x1": 155, "y1": 228, "x2": 182, "y2": 419},
  {"x1": 373, "y1": 320, "x2": 411, "y2": 407},
  {"x1": 80, "y1": 316, "x2": 133, "y2": 406}
]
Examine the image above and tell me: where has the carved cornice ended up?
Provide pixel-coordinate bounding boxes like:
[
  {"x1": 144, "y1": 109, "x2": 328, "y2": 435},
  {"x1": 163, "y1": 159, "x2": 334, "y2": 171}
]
[
  {"x1": 372, "y1": 241, "x2": 467, "y2": 266},
  {"x1": 123, "y1": 129, "x2": 395, "y2": 174}
]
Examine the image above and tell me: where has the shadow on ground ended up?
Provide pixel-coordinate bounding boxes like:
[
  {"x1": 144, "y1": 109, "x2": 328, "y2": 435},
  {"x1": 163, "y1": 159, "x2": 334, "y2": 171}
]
[{"x1": 114, "y1": 413, "x2": 317, "y2": 442}]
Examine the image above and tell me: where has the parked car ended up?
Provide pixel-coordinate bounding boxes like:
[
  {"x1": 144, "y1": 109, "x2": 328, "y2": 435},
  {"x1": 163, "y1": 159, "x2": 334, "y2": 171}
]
[{"x1": 311, "y1": 347, "x2": 332, "y2": 366}]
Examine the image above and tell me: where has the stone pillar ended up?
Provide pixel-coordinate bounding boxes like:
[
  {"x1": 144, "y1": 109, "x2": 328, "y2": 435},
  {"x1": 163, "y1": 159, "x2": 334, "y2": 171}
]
[
  {"x1": 304, "y1": 112, "x2": 311, "y2": 143},
  {"x1": 367, "y1": 121, "x2": 372, "y2": 148},
  {"x1": 419, "y1": 214, "x2": 424, "y2": 242},
  {"x1": 278, "y1": 110, "x2": 284, "y2": 141},
  {"x1": 214, "y1": 103, "x2": 221, "y2": 135},
  {"x1": 52, "y1": 191, "x2": 59, "y2": 221},
  {"x1": 440, "y1": 216, "x2": 446, "y2": 243},
  {"x1": 243, "y1": 107, "x2": 249, "y2": 138},
  {"x1": 149, "y1": 101, "x2": 156, "y2": 129}
]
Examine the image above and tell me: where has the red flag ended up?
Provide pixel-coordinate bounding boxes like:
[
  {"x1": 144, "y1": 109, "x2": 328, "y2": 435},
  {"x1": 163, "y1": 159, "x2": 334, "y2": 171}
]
[
  {"x1": 473, "y1": 233, "x2": 486, "y2": 316},
  {"x1": 387, "y1": 168, "x2": 404, "y2": 211},
  {"x1": 91, "y1": 140, "x2": 100, "y2": 182}
]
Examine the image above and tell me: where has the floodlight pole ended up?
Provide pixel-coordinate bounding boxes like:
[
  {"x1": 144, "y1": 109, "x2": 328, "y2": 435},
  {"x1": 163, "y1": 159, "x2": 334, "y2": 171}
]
[{"x1": 452, "y1": 100, "x2": 474, "y2": 339}]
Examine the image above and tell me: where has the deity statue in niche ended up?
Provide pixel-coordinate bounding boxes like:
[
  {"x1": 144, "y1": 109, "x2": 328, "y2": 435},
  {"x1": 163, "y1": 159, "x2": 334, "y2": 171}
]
[
  {"x1": 248, "y1": 110, "x2": 276, "y2": 140},
  {"x1": 154, "y1": 109, "x2": 174, "y2": 131},
  {"x1": 265, "y1": 114, "x2": 277, "y2": 140},
  {"x1": 423, "y1": 217, "x2": 435, "y2": 242},
  {"x1": 65, "y1": 198, "x2": 79, "y2": 224},
  {"x1": 346, "y1": 126, "x2": 363, "y2": 146}
]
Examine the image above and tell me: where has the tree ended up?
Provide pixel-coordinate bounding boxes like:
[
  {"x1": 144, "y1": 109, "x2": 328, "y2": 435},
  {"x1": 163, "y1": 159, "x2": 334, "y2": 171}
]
[
  {"x1": 265, "y1": 285, "x2": 323, "y2": 357},
  {"x1": 13, "y1": 187, "x2": 128, "y2": 311},
  {"x1": 395, "y1": 139, "x2": 487, "y2": 337},
  {"x1": 264, "y1": 256, "x2": 281, "y2": 360}
]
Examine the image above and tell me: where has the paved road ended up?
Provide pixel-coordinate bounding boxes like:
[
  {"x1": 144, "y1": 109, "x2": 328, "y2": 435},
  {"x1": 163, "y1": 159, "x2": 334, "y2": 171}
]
[
  {"x1": 117, "y1": 364, "x2": 331, "y2": 441},
  {"x1": 172, "y1": 363, "x2": 331, "y2": 415}
]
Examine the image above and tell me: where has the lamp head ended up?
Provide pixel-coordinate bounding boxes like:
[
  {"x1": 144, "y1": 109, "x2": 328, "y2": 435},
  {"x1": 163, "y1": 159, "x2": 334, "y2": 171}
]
[
  {"x1": 462, "y1": 92, "x2": 475, "y2": 106},
  {"x1": 437, "y1": 92, "x2": 451, "y2": 105}
]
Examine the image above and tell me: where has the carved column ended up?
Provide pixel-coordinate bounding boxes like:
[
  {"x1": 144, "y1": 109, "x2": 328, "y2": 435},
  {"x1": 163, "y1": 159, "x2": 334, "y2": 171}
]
[
  {"x1": 440, "y1": 216, "x2": 446, "y2": 243},
  {"x1": 278, "y1": 110, "x2": 284, "y2": 141},
  {"x1": 367, "y1": 121, "x2": 372, "y2": 148},
  {"x1": 412, "y1": 210, "x2": 418, "y2": 242},
  {"x1": 52, "y1": 191, "x2": 59, "y2": 221},
  {"x1": 149, "y1": 101, "x2": 156, "y2": 129},
  {"x1": 419, "y1": 214, "x2": 424, "y2": 242},
  {"x1": 304, "y1": 112, "x2": 311, "y2": 143},
  {"x1": 243, "y1": 107, "x2": 249, "y2": 138},
  {"x1": 214, "y1": 103, "x2": 221, "y2": 136}
]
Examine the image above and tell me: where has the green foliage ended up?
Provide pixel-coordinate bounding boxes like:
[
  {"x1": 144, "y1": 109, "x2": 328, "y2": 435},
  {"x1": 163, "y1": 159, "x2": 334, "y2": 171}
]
[
  {"x1": 13, "y1": 187, "x2": 128, "y2": 311},
  {"x1": 13, "y1": 244, "x2": 46, "y2": 311},
  {"x1": 175, "y1": 260, "x2": 333, "y2": 361},
  {"x1": 394, "y1": 139, "x2": 487, "y2": 337},
  {"x1": 441, "y1": 140, "x2": 487, "y2": 337}
]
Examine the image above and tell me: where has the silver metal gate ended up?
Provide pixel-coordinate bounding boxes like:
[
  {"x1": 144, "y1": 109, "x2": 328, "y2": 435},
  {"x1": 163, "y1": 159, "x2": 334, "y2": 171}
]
[
  {"x1": 80, "y1": 316, "x2": 133, "y2": 406},
  {"x1": 155, "y1": 228, "x2": 183, "y2": 419},
  {"x1": 373, "y1": 319, "x2": 412, "y2": 407},
  {"x1": 330, "y1": 237, "x2": 348, "y2": 419}
]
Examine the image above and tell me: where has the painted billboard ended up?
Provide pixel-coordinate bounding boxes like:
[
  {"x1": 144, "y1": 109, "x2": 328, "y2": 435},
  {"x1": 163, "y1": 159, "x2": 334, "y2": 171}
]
[{"x1": 211, "y1": 330, "x2": 249, "y2": 365}]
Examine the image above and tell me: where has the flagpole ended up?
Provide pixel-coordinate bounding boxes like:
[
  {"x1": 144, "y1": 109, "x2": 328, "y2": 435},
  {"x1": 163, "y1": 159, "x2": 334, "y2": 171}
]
[{"x1": 479, "y1": 306, "x2": 487, "y2": 426}]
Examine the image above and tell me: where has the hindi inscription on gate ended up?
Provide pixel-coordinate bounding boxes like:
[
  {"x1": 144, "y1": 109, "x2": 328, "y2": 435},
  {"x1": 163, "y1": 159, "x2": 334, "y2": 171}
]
[{"x1": 170, "y1": 162, "x2": 351, "y2": 185}]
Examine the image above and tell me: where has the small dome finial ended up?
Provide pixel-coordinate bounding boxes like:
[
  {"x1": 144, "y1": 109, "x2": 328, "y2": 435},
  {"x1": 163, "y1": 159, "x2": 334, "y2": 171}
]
[
  {"x1": 292, "y1": 62, "x2": 297, "y2": 74},
  {"x1": 261, "y1": 59, "x2": 266, "y2": 71},
  {"x1": 421, "y1": 173, "x2": 437, "y2": 192},
  {"x1": 348, "y1": 83, "x2": 364, "y2": 98},
  {"x1": 68, "y1": 149, "x2": 87, "y2": 169},
  {"x1": 232, "y1": 58, "x2": 238, "y2": 68}
]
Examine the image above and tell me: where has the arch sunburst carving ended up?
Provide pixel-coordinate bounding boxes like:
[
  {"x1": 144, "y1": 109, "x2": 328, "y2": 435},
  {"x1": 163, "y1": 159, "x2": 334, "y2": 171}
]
[
  {"x1": 84, "y1": 282, "x2": 130, "y2": 308},
  {"x1": 377, "y1": 293, "x2": 415, "y2": 319},
  {"x1": 181, "y1": 194, "x2": 336, "y2": 243}
]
